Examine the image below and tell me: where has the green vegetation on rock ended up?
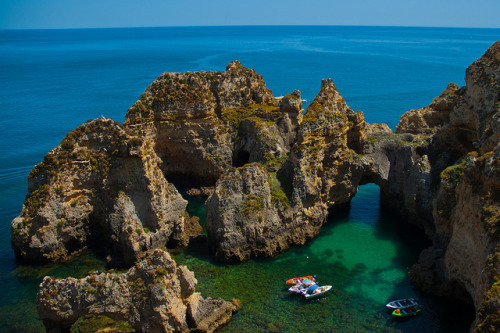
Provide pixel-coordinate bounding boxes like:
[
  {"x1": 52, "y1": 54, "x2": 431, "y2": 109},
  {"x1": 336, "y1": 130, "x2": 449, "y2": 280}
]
[
  {"x1": 238, "y1": 194, "x2": 264, "y2": 218},
  {"x1": 23, "y1": 184, "x2": 51, "y2": 217},
  {"x1": 221, "y1": 103, "x2": 279, "y2": 128},
  {"x1": 302, "y1": 100, "x2": 322, "y2": 123},
  {"x1": 268, "y1": 172, "x2": 290, "y2": 207},
  {"x1": 440, "y1": 158, "x2": 467, "y2": 190}
]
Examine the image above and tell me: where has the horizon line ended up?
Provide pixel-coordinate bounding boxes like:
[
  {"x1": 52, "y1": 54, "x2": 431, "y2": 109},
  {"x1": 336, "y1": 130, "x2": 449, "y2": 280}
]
[{"x1": 2, "y1": 23, "x2": 500, "y2": 32}]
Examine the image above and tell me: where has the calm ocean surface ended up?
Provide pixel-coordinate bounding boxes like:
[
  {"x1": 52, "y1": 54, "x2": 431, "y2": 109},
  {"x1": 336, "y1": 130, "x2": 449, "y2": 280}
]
[{"x1": 0, "y1": 26, "x2": 498, "y2": 332}]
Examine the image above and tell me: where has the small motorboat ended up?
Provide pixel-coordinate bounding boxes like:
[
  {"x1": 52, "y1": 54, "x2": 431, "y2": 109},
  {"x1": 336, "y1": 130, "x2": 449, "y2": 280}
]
[
  {"x1": 286, "y1": 276, "x2": 316, "y2": 285},
  {"x1": 301, "y1": 284, "x2": 332, "y2": 299},
  {"x1": 392, "y1": 305, "x2": 423, "y2": 318},
  {"x1": 386, "y1": 298, "x2": 419, "y2": 310},
  {"x1": 288, "y1": 282, "x2": 316, "y2": 294}
]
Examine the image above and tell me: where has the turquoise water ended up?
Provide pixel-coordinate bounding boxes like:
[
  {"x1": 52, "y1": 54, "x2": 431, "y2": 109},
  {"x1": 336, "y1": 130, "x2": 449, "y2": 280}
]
[
  {"x1": 175, "y1": 184, "x2": 473, "y2": 332},
  {"x1": 0, "y1": 26, "x2": 497, "y2": 331}
]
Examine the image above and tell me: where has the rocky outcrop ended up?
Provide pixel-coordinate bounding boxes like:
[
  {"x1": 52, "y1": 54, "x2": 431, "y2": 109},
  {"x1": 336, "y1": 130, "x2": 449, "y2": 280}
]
[
  {"x1": 204, "y1": 74, "x2": 448, "y2": 262},
  {"x1": 206, "y1": 78, "x2": 368, "y2": 261},
  {"x1": 395, "y1": 83, "x2": 459, "y2": 136},
  {"x1": 37, "y1": 249, "x2": 239, "y2": 332},
  {"x1": 456, "y1": 43, "x2": 500, "y2": 155},
  {"x1": 11, "y1": 118, "x2": 198, "y2": 265},
  {"x1": 124, "y1": 60, "x2": 284, "y2": 186},
  {"x1": 291, "y1": 78, "x2": 366, "y2": 208},
  {"x1": 206, "y1": 43, "x2": 500, "y2": 330},
  {"x1": 206, "y1": 163, "x2": 295, "y2": 261},
  {"x1": 396, "y1": 42, "x2": 500, "y2": 330},
  {"x1": 361, "y1": 132, "x2": 435, "y2": 229},
  {"x1": 12, "y1": 61, "x2": 296, "y2": 265}
]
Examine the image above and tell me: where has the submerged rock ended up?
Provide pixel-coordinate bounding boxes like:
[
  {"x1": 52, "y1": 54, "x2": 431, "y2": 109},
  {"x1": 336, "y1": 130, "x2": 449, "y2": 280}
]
[{"x1": 36, "y1": 249, "x2": 239, "y2": 332}]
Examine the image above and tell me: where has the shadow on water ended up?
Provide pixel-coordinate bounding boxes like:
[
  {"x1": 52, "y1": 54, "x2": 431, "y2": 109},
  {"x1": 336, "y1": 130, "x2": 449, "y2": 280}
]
[{"x1": 179, "y1": 189, "x2": 208, "y2": 230}]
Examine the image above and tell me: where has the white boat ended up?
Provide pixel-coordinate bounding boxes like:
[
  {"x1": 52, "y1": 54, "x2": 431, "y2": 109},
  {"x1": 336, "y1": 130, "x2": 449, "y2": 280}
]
[
  {"x1": 288, "y1": 282, "x2": 316, "y2": 294},
  {"x1": 386, "y1": 298, "x2": 419, "y2": 309},
  {"x1": 301, "y1": 285, "x2": 332, "y2": 299}
]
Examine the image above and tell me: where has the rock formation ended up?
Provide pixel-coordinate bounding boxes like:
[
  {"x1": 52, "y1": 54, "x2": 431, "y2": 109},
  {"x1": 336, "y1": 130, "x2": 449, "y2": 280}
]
[
  {"x1": 12, "y1": 41, "x2": 500, "y2": 331},
  {"x1": 123, "y1": 60, "x2": 281, "y2": 186},
  {"x1": 206, "y1": 43, "x2": 500, "y2": 330},
  {"x1": 402, "y1": 41, "x2": 500, "y2": 331},
  {"x1": 11, "y1": 118, "x2": 201, "y2": 266},
  {"x1": 205, "y1": 78, "x2": 368, "y2": 261},
  {"x1": 37, "y1": 249, "x2": 239, "y2": 332}
]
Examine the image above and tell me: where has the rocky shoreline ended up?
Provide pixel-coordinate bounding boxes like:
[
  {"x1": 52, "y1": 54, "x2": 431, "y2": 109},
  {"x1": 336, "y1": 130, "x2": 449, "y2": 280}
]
[
  {"x1": 37, "y1": 250, "x2": 239, "y2": 332},
  {"x1": 12, "y1": 42, "x2": 500, "y2": 331}
]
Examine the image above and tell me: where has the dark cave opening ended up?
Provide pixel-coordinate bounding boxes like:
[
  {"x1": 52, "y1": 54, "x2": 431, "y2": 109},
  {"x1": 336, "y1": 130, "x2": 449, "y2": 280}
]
[{"x1": 234, "y1": 150, "x2": 250, "y2": 168}]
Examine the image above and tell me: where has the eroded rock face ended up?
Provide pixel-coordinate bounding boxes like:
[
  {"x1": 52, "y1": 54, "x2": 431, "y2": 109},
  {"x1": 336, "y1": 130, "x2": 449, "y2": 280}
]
[
  {"x1": 205, "y1": 43, "x2": 500, "y2": 331},
  {"x1": 409, "y1": 147, "x2": 500, "y2": 322},
  {"x1": 396, "y1": 83, "x2": 460, "y2": 136},
  {"x1": 124, "y1": 60, "x2": 281, "y2": 186},
  {"x1": 206, "y1": 79, "x2": 368, "y2": 261},
  {"x1": 11, "y1": 118, "x2": 194, "y2": 265},
  {"x1": 457, "y1": 42, "x2": 500, "y2": 154},
  {"x1": 12, "y1": 61, "x2": 294, "y2": 265},
  {"x1": 394, "y1": 41, "x2": 500, "y2": 330},
  {"x1": 206, "y1": 163, "x2": 294, "y2": 261},
  {"x1": 37, "y1": 249, "x2": 239, "y2": 332}
]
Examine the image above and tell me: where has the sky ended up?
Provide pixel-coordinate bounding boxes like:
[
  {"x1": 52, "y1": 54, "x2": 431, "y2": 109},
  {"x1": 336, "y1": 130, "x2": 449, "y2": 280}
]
[{"x1": 1, "y1": 0, "x2": 499, "y2": 30}]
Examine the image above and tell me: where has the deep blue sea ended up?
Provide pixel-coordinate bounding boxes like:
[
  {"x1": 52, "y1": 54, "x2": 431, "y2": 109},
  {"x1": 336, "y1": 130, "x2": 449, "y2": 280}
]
[{"x1": 0, "y1": 26, "x2": 499, "y2": 332}]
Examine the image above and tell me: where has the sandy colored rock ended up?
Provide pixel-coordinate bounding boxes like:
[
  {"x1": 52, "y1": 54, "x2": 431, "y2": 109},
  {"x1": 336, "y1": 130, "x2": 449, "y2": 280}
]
[
  {"x1": 11, "y1": 118, "x2": 193, "y2": 265},
  {"x1": 37, "y1": 250, "x2": 238, "y2": 332}
]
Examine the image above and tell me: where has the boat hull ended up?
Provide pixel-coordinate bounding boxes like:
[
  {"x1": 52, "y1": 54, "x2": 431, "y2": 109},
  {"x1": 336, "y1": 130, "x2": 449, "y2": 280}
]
[
  {"x1": 386, "y1": 298, "x2": 418, "y2": 310},
  {"x1": 391, "y1": 306, "x2": 423, "y2": 318},
  {"x1": 302, "y1": 285, "x2": 332, "y2": 299},
  {"x1": 286, "y1": 276, "x2": 315, "y2": 285}
]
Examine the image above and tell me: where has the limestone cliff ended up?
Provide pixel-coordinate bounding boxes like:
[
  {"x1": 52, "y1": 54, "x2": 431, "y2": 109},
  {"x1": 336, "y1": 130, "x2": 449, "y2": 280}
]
[
  {"x1": 204, "y1": 73, "x2": 441, "y2": 262},
  {"x1": 205, "y1": 78, "x2": 368, "y2": 261},
  {"x1": 11, "y1": 117, "x2": 197, "y2": 265},
  {"x1": 204, "y1": 43, "x2": 500, "y2": 331},
  {"x1": 124, "y1": 60, "x2": 286, "y2": 186},
  {"x1": 12, "y1": 61, "x2": 289, "y2": 265},
  {"x1": 400, "y1": 41, "x2": 500, "y2": 331},
  {"x1": 206, "y1": 164, "x2": 292, "y2": 261},
  {"x1": 37, "y1": 249, "x2": 239, "y2": 332}
]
